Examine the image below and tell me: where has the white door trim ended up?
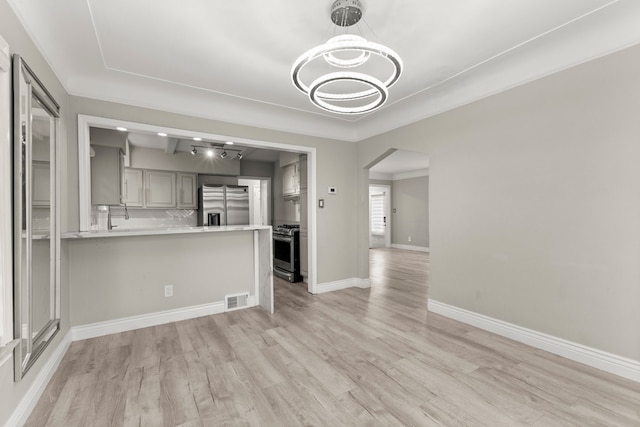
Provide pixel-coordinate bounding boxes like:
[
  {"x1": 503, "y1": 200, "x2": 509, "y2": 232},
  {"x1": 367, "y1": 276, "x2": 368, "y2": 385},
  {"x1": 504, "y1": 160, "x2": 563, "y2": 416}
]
[{"x1": 0, "y1": 33, "x2": 13, "y2": 347}]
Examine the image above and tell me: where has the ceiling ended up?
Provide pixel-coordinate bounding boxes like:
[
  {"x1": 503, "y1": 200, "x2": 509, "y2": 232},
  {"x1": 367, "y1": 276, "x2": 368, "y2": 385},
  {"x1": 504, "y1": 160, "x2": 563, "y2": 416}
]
[{"x1": 9, "y1": 1, "x2": 640, "y2": 142}]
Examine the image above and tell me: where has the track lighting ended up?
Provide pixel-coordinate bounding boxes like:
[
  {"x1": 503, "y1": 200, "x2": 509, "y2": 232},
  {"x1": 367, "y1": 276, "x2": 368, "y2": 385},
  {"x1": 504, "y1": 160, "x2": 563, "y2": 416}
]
[{"x1": 189, "y1": 144, "x2": 242, "y2": 159}]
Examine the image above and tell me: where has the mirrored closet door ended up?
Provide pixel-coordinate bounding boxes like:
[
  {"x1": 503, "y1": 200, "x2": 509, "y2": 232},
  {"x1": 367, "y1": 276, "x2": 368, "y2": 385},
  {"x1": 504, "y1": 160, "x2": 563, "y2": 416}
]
[{"x1": 13, "y1": 55, "x2": 60, "y2": 380}]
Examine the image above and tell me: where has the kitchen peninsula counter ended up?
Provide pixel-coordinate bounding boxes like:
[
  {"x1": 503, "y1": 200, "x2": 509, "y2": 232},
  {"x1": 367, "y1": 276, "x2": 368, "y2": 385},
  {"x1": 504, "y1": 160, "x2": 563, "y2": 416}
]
[
  {"x1": 62, "y1": 224, "x2": 271, "y2": 239},
  {"x1": 63, "y1": 224, "x2": 273, "y2": 328}
]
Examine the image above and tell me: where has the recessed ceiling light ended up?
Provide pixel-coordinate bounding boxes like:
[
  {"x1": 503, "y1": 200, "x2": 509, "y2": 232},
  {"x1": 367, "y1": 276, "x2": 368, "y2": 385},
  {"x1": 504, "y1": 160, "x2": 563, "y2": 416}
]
[
  {"x1": 116, "y1": 127, "x2": 128, "y2": 131},
  {"x1": 193, "y1": 137, "x2": 202, "y2": 141},
  {"x1": 157, "y1": 132, "x2": 167, "y2": 137},
  {"x1": 225, "y1": 141, "x2": 234, "y2": 145}
]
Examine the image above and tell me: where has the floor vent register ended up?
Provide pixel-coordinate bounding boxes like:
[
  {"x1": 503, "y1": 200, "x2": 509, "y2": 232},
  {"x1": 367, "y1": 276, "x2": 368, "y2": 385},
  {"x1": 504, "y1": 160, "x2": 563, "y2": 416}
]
[{"x1": 225, "y1": 292, "x2": 250, "y2": 312}]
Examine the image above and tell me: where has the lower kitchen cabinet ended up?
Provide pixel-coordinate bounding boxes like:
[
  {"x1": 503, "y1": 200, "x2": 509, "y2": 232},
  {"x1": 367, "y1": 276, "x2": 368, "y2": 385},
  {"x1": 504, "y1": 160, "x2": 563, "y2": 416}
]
[{"x1": 144, "y1": 170, "x2": 176, "y2": 208}]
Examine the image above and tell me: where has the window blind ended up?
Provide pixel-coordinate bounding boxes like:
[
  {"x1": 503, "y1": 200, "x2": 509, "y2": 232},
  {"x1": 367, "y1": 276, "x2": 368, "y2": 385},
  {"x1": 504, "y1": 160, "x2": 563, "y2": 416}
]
[{"x1": 370, "y1": 193, "x2": 385, "y2": 235}]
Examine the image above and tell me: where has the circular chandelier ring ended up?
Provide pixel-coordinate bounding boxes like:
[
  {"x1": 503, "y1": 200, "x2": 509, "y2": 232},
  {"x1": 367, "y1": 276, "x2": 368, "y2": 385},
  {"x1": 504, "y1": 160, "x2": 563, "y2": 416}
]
[
  {"x1": 292, "y1": 38, "x2": 402, "y2": 102},
  {"x1": 323, "y1": 35, "x2": 371, "y2": 68},
  {"x1": 309, "y1": 71, "x2": 388, "y2": 115}
]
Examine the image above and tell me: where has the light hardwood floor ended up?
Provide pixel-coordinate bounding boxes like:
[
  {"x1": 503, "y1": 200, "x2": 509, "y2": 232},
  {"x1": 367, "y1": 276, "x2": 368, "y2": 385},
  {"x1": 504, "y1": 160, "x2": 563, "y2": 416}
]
[{"x1": 26, "y1": 248, "x2": 640, "y2": 426}]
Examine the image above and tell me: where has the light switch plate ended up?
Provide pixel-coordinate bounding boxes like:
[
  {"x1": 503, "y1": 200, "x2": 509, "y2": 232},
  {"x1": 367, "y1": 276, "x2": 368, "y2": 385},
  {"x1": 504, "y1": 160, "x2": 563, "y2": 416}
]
[{"x1": 319, "y1": 199, "x2": 324, "y2": 208}]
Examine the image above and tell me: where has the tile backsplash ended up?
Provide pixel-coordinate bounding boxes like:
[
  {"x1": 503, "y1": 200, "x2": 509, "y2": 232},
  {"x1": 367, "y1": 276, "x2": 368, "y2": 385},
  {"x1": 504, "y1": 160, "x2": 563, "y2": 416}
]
[{"x1": 91, "y1": 205, "x2": 197, "y2": 230}]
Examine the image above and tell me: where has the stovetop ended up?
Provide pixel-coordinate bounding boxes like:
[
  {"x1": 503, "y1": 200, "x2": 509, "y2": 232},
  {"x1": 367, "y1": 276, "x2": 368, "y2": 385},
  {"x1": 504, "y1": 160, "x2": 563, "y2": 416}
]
[
  {"x1": 277, "y1": 224, "x2": 300, "y2": 229},
  {"x1": 274, "y1": 224, "x2": 300, "y2": 236}
]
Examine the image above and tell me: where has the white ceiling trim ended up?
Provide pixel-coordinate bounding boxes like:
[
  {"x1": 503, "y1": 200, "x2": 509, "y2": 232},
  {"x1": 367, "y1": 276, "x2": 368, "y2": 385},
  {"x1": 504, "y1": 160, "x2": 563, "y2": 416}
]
[
  {"x1": 357, "y1": 0, "x2": 620, "y2": 121},
  {"x1": 8, "y1": 0, "x2": 640, "y2": 143},
  {"x1": 354, "y1": 0, "x2": 640, "y2": 141}
]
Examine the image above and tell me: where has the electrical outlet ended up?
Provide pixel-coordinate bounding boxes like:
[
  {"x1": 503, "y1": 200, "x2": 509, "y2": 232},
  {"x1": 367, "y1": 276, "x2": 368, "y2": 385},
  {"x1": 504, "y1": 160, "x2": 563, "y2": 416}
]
[
  {"x1": 408, "y1": 236, "x2": 412, "y2": 242},
  {"x1": 164, "y1": 284, "x2": 173, "y2": 297},
  {"x1": 328, "y1": 186, "x2": 337, "y2": 194}
]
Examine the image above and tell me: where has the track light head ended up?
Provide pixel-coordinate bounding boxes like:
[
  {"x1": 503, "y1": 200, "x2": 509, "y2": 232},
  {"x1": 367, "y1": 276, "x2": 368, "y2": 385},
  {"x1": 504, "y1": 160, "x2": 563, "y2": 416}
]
[
  {"x1": 237, "y1": 152, "x2": 243, "y2": 160},
  {"x1": 191, "y1": 147, "x2": 197, "y2": 155},
  {"x1": 220, "y1": 151, "x2": 227, "y2": 159}
]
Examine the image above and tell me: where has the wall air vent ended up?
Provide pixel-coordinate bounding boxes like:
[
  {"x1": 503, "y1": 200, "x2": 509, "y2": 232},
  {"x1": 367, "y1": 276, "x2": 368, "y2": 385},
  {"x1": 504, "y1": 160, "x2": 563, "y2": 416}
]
[{"x1": 225, "y1": 292, "x2": 249, "y2": 312}]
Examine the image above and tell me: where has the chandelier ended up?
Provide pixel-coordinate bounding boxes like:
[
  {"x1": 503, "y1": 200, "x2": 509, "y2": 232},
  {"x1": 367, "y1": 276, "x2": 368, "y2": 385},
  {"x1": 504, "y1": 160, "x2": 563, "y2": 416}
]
[{"x1": 291, "y1": 0, "x2": 403, "y2": 115}]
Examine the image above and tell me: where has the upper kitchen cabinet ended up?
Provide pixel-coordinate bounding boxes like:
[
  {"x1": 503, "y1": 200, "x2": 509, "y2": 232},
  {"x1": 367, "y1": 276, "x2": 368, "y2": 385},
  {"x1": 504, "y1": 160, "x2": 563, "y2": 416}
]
[
  {"x1": 177, "y1": 172, "x2": 197, "y2": 209},
  {"x1": 123, "y1": 168, "x2": 144, "y2": 207},
  {"x1": 90, "y1": 127, "x2": 127, "y2": 205},
  {"x1": 91, "y1": 144, "x2": 124, "y2": 205},
  {"x1": 282, "y1": 162, "x2": 300, "y2": 198},
  {"x1": 145, "y1": 170, "x2": 176, "y2": 208}
]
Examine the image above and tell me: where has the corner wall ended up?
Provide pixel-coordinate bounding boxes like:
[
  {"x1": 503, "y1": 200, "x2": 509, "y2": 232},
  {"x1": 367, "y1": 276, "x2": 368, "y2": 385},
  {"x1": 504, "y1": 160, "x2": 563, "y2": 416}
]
[{"x1": 357, "y1": 43, "x2": 640, "y2": 361}]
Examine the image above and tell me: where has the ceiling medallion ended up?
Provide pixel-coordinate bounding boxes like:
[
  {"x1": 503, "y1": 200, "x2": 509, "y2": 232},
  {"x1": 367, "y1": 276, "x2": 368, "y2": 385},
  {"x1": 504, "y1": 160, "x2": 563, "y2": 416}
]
[{"x1": 291, "y1": 0, "x2": 403, "y2": 115}]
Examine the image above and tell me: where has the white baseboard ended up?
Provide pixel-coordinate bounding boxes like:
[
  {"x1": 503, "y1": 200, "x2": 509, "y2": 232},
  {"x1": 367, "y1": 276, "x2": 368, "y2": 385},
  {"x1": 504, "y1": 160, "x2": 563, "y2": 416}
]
[
  {"x1": 391, "y1": 244, "x2": 430, "y2": 252},
  {"x1": 6, "y1": 330, "x2": 72, "y2": 427},
  {"x1": 316, "y1": 277, "x2": 370, "y2": 294},
  {"x1": 356, "y1": 278, "x2": 371, "y2": 289},
  {"x1": 71, "y1": 301, "x2": 226, "y2": 341},
  {"x1": 428, "y1": 299, "x2": 640, "y2": 383}
]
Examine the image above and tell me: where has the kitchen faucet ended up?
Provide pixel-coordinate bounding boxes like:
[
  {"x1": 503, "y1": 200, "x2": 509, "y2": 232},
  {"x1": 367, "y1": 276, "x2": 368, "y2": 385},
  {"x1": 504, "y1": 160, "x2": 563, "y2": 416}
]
[{"x1": 108, "y1": 203, "x2": 130, "y2": 230}]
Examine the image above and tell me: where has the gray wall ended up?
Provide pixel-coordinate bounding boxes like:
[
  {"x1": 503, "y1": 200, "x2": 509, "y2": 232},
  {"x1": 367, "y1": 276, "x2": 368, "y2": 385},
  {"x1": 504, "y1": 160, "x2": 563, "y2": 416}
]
[
  {"x1": 0, "y1": 1, "x2": 71, "y2": 424},
  {"x1": 357, "y1": 44, "x2": 640, "y2": 361},
  {"x1": 391, "y1": 175, "x2": 429, "y2": 248}
]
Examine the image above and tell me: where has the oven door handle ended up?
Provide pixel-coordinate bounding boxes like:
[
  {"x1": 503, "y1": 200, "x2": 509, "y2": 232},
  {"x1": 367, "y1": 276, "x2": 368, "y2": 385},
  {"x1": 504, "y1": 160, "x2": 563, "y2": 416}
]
[{"x1": 273, "y1": 235, "x2": 292, "y2": 243}]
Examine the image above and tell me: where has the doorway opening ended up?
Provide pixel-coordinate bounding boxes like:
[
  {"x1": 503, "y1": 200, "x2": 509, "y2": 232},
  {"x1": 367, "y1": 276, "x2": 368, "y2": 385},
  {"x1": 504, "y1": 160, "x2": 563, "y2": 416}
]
[
  {"x1": 369, "y1": 184, "x2": 391, "y2": 248},
  {"x1": 367, "y1": 149, "x2": 430, "y2": 287}
]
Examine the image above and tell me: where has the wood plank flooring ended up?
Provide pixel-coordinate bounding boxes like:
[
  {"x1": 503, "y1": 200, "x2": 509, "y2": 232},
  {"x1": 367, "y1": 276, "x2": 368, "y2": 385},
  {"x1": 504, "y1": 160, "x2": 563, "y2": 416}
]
[{"x1": 26, "y1": 248, "x2": 640, "y2": 426}]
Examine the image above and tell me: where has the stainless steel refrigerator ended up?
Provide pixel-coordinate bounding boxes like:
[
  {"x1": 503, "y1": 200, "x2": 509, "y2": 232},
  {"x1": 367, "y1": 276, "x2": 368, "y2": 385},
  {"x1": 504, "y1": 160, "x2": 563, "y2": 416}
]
[{"x1": 198, "y1": 185, "x2": 250, "y2": 226}]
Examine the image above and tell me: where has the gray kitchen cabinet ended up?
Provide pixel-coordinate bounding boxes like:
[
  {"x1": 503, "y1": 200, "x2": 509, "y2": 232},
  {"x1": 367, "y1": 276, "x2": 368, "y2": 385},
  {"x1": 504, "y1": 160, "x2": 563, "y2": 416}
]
[
  {"x1": 123, "y1": 168, "x2": 144, "y2": 207},
  {"x1": 144, "y1": 170, "x2": 176, "y2": 208},
  {"x1": 177, "y1": 172, "x2": 197, "y2": 209},
  {"x1": 91, "y1": 144, "x2": 124, "y2": 205},
  {"x1": 282, "y1": 161, "x2": 300, "y2": 197}
]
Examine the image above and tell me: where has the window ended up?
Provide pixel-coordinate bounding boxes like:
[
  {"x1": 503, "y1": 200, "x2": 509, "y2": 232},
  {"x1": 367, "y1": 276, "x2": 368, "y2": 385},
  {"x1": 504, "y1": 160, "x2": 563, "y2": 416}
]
[
  {"x1": 0, "y1": 34, "x2": 12, "y2": 348},
  {"x1": 370, "y1": 192, "x2": 386, "y2": 235}
]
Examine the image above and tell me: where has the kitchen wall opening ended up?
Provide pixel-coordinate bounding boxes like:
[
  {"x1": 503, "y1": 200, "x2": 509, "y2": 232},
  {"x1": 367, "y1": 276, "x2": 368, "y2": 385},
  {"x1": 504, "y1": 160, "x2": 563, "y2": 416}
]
[{"x1": 77, "y1": 115, "x2": 318, "y2": 299}]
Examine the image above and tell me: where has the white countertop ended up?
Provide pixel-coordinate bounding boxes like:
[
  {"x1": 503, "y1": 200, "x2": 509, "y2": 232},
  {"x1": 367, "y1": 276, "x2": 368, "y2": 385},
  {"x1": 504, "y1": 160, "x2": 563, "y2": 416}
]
[{"x1": 62, "y1": 225, "x2": 272, "y2": 239}]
